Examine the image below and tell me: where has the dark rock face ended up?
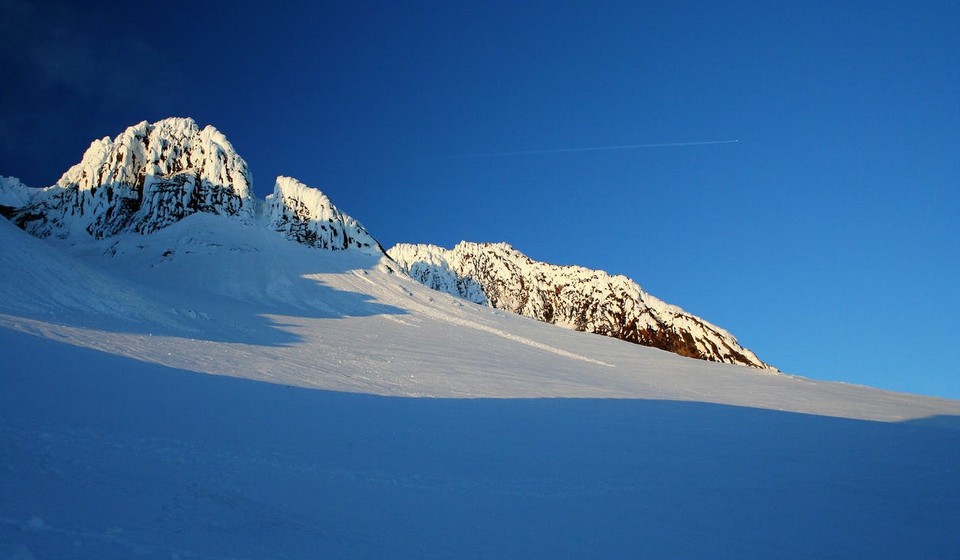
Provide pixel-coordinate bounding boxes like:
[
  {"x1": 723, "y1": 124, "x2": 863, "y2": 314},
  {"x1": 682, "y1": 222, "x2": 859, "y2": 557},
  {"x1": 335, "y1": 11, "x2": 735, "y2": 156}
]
[{"x1": 389, "y1": 242, "x2": 773, "y2": 370}]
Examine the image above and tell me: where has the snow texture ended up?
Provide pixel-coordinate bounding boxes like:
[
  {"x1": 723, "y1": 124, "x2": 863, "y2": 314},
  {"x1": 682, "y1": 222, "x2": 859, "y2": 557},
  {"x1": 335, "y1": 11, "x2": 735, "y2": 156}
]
[
  {"x1": 387, "y1": 243, "x2": 489, "y2": 305},
  {"x1": 1, "y1": 210, "x2": 959, "y2": 560},
  {"x1": 390, "y1": 241, "x2": 771, "y2": 369}
]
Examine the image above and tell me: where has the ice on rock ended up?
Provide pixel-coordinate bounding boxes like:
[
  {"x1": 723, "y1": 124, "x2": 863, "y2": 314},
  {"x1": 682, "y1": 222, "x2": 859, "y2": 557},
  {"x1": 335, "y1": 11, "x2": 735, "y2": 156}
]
[
  {"x1": 388, "y1": 243, "x2": 489, "y2": 305},
  {"x1": 0, "y1": 118, "x2": 386, "y2": 261}
]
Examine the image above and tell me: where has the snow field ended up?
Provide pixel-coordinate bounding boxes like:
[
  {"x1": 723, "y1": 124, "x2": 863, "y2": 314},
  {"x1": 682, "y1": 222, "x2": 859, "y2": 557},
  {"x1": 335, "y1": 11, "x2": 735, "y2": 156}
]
[{"x1": 2, "y1": 211, "x2": 959, "y2": 558}]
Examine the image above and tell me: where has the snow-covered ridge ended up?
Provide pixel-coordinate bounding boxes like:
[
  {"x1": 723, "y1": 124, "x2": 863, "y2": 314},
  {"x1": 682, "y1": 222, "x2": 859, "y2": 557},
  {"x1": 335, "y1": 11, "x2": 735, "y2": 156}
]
[
  {"x1": 0, "y1": 118, "x2": 381, "y2": 254},
  {"x1": 264, "y1": 176, "x2": 382, "y2": 254},
  {"x1": 388, "y1": 243, "x2": 489, "y2": 305},
  {"x1": 389, "y1": 241, "x2": 773, "y2": 369}
]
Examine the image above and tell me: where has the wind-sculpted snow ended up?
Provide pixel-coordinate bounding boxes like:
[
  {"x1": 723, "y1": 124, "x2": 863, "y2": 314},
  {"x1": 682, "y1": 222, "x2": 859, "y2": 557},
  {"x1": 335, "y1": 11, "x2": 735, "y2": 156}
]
[
  {"x1": 264, "y1": 176, "x2": 382, "y2": 254},
  {"x1": 2, "y1": 118, "x2": 253, "y2": 238},
  {"x1": 390, "y1": 242, "x2": 772, "y2": 369}
]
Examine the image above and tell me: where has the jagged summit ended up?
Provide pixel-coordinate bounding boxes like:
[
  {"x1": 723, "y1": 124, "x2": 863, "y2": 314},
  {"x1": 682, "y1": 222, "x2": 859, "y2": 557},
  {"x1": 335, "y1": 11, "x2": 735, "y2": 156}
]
[
  {"x1": 389, "y1": 241, "x2": 773, "y2": 369},
  {"x1": 5, "y1": 118, "x2": 253, "y2": 238},
  {"x1": 0, "y1": 118, "x2": 382, "y2": 255}
]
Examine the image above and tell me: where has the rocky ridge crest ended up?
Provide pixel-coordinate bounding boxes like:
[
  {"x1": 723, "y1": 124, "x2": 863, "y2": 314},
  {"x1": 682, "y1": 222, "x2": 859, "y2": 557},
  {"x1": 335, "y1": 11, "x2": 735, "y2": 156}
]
[{"x1": 389, "y1": 241, "x2": 772, "y2": 369}]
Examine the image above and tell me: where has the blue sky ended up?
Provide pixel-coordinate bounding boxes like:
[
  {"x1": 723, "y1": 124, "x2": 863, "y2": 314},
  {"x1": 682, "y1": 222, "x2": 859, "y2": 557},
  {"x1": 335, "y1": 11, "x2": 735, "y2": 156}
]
[{"x1": 2, "y1": 1, "x2": 958, "y2": 398}]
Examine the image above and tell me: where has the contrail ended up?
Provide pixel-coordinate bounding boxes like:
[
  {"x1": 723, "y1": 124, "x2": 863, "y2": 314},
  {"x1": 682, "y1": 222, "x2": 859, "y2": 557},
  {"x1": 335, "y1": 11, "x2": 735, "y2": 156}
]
[{"x1": 448, "y1": 139, "x2": 739, "y2": 159}]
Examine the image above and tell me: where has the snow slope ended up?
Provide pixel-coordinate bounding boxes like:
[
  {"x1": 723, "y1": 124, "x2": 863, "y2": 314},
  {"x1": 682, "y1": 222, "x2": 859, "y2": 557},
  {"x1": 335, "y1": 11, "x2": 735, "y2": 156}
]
[
  {"x1": 2, "y1": 214, "x2": 960, "y2": 559},
  {"x1": 2, "y1": 213, "x2": 952, "y2": 415},
  {"x1": 2, "y1": 117, "x2": 959, "y2": 558}
]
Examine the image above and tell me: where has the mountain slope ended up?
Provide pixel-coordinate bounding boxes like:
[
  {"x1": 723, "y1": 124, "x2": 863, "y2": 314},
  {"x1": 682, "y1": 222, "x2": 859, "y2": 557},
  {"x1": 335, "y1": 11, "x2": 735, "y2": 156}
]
[
  {"x1": 1, "y1": 210, "x2": 954, "y2": 419},
  {"x1": 2, "y1": 116, "x2": 959, "y2": 558},
  {"x1": 2, "y1": 211, "x2": 960, "y2": 560},
  {"x1": 389, "y1": 241, "x2": 770, "y2": 369},
  {"x1": 264, "y1": 176, "x2": 382, "y2": 254}
]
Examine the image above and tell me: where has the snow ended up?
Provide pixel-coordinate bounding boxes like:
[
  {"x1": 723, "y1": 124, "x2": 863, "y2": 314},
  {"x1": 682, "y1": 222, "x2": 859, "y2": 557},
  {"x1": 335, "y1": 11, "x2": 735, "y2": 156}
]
[
  {"x1": 1, "y1": 212, "x2": 959, "y2": 559},
  {"x1": 0, "y1": 176, "x2": 31, "y2": 208},
  {"x1": 2, "y1": 117, "x2": 959, "y2": 558},
  {"x1": 388, "y1": 243, "x2": 489, "y2": 305},
  {"x1": 3, "y1": 117, "x2": 380, "y2": 256}
]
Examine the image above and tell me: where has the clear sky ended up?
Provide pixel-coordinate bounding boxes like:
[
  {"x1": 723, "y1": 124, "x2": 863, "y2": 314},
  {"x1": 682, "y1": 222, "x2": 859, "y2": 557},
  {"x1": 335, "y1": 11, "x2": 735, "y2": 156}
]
[{"x1": 2, "y1": 1, "x2": 958, "y2": 398}]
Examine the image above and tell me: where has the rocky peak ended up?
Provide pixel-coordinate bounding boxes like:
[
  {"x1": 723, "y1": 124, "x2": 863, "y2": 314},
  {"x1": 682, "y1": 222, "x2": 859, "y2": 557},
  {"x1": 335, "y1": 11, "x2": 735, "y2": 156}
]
[
  {"x1": 5, "y1": 117, "x2": 253, "y2": 239},
  {"x1": 388, "y1": 242, "x2": 773, "y2": 370},
  {"x1": 1, "y1": 118, "x2": 388, "y2": 258},
  {"x1": 263, "y1": 176, "x2": 382, "y2": 254}
]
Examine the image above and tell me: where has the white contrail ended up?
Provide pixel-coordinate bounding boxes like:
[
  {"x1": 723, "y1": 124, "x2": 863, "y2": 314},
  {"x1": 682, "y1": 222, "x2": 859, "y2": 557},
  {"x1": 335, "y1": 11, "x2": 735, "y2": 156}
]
[{"x1": 448, "y1": 139, "x2": 739, "y2": 159}]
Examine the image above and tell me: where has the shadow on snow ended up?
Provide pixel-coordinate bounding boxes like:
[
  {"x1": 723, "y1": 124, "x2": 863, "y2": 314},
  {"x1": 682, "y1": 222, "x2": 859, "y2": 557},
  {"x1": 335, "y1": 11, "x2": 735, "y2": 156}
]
[
  {"x1": 0, "y1": 215, "x2": 408, "y2": 347},
  {"x1": 1, "y1": 331, "x2": 958, "y2": 560}
]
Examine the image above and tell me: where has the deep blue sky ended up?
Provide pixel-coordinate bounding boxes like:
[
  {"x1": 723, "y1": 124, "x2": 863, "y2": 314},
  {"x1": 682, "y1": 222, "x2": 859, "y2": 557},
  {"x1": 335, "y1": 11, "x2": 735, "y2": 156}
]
[{"x1": 2, "y1": 1, "x2": 958, "y2": 398}]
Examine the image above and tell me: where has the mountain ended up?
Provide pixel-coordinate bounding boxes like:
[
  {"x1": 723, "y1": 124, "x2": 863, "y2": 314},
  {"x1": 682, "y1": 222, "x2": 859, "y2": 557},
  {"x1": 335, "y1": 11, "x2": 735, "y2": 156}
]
[
  {"x1": 0, "y1": 117, "x2": 379, "y2": 254},
  {"x1": 2, "y1": 118, "x2": 253, "y2": 238},
  {"x1": 2, "y1": 117, "x2": 765, "y2": 367},
  {"x1": 389, "y1": 242, "x2": 771, "y2": 369},
  {"x1": 2, "y1": 118, "x2": 960, "y2": 559}
]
